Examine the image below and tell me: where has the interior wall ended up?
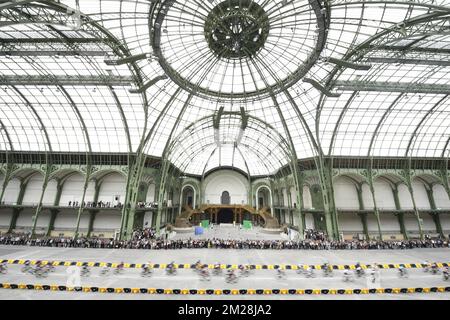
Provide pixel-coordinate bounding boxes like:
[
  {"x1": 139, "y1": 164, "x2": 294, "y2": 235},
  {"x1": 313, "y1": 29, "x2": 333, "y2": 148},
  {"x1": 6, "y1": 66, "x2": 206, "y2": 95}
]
[
  {"x1": 420, "y1": 214, "x2": 437, "y2": 234},
  {"x1": 93, "y1": 211, "x2": 121, "y2": 231},
  {"x1": 411, "y1": 180, "x2": 431, "y2": 210},
  {"x1": 77, "y1": 213, "x2": 90, "y2": 232},
  {"x1": 304, "y1": 212, "x2": 314, "y2": 229},
  {"x1": 143, "y1": 211, "x2": 153, "y2": 228},
  {"x1": 53, "y1": 209, "x2": 77, "y2": 230},
  {"x1": 146, "y1": 184, "x2": 155, "y2": 202},
  {"x1": 203, "y1": 170, "x2": 248, "y2": 204},
  {"x1": 282, "y1": 188, "x2": 288, "y2": 206},
  {"x1": 373, "y1": 179, "x2": 396, "y2": 209},
  {"x1": 59, "y1": 174, "x2": 95, "y2": 205},
  {"x1": 366, "y1": 214, "x2": 380, "y2": 234},
  {"x1": 333, "y1": 176, "x2": 359, "y2": 209},
  {"x1": 302, "y1": 186, "x2": 312, "y2": 209},
  {"x1": 289, "y1": 187, "x2": 296, "y2": 207},
  {"x1": 379, "y1": 214, "x2": 400, "y2": 233},
  {"x1": 35, "y1": 210, "x2": 51, "y2": 229},
  {"x1": 42, "y1": 180, "x2": 58, "y2": 205},
  {"x1": 3, "y1": 178, "x2": 20, "y2": 204},
  {"x1": 440, "y1": 214, "x2": 450, "y2": 234},
  {"x1": 97, "y1": 173, "x2": 126, "y2": 204},
  {"x1": 398, "y1": 184, "x2": 413, "y2": 209},
  {"x1": 22, "y1": 174, "x2": 44, "y2": 205},
  {"x1": 338, "y1": 212, "x2": 363, "y2": 233},
  {"x1": 15, "y1": 209, "x2": 34, "y2": 228},
  {"x1": 404, "y1": 214, "x2": 420, "y2": 233},
  {"x1": 433, "y1": 185, "x2": 450, "y2": 209},
  {"x1": 361, "y1": 183, "x2": 374, "y2": 209},
  {"x1": 0, "y1": 208, "x2": 12, "y2": 228}
]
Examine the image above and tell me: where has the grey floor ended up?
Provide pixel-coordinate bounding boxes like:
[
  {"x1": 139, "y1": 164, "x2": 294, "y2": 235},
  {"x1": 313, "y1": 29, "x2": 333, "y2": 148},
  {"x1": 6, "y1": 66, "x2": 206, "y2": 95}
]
[{"x1": 0, "y1": 245, "x2": 449, "y2": 300}]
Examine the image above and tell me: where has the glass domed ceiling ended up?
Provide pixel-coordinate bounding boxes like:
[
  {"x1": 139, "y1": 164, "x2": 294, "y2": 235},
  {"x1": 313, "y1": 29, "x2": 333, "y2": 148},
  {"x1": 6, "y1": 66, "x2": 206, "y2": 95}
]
[
  {"x1": 151, "y1": 0, "x2": 325, "y2": 99},
  {"x1": 0, "y1": 0, "x2": 449, "y2": 176}
]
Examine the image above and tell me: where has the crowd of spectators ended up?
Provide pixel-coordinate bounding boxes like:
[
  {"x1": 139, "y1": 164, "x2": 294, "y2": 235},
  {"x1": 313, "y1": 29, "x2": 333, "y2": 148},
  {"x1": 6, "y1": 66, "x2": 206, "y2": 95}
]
[
  {"x1": 136, "y1": 202, "x2": 158, "y2": 208},
  {"x1": 131, "y1": 227, "x2": 157, "y2": 240},
  {"x1": 304, "y1": 229, "x2": 327, "y2": 241},
  {"x1": 67, "y1": 201, "x2": 123, "y2": 209},
  {"x1": 0, "y1": 231, "x2": 448, "y2": 250}
]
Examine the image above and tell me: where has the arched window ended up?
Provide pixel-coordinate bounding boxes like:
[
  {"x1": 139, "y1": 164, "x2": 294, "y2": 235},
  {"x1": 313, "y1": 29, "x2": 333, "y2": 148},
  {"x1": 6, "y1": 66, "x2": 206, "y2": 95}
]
[{"x1": 221, "y1": 191, "x2": 230, "y2": 205}]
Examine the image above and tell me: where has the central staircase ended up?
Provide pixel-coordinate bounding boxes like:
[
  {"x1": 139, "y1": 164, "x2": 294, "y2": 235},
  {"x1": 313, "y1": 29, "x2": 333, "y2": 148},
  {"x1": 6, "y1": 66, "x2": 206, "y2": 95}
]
[{"x1": 174, "y1": 204, "x2": 280, "y2": 230}]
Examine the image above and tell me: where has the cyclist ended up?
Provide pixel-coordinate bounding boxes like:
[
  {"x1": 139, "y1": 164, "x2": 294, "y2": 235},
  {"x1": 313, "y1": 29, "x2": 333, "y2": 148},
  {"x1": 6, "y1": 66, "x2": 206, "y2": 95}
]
[
  {"x1": 0, "y1": 261, "x2": 7, "y2": 274},
  {"x1": 81, "y1": 263, "x2": 90, "y2": 277},
  {"x1": 322, "y1": 262, "x2": 333, "y2": 277},
  {"x1": 226, "y1": 269, "x2": 238, "y2": 283},
  {"x1": 141, "y1": 262, "x2": 152, "y2": 277},
  {"x1": 305, "y1": 265, "x2": 314, "y2": 278},
  {"x1": 100, "y1": 265, "x2": 110, "y2": 275},
  {"x1": 199, "y1": 264, "x2": 210, "y2": 281},
  {"x1": 343, "y1": 269, "x2": 353, "y2": 282},
  {"x1": 431, "y1": 262, "x2": 439, "y2": 275},
  {"x1": 194, "y1": 260, "x2": 202, "y2": 273},
  {"x1": 213, "y1": 262, "x2": 222, "y2": 275},
  {"x1": 355, "y1": 262, "x2": 364, "y2": 277},
  {"x1": 22, "y1": 260, "x2": 32, "y2": 274},
  {"x1": 276, "y1": 268, "x2": 286, "y2": 279},
  {"x1": 423, "y1": 260, "x2": 431, "y2": 272},
  {"x1": 166, "y1": 261, "x2": 177, "y2": 275},
  {"x1": 398, "y1": 265, "x2": 408, "y2": 278},
  {"x1": 443, "y1": 267, "x2": 449, "y2": 281},
  {"x1": 114, "y1": 261, "x2": 125, "y2": 274}
]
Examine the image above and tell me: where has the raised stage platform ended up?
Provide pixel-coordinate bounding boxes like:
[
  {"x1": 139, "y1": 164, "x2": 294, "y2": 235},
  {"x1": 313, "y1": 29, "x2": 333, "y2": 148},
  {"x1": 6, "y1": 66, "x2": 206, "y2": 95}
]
[{"x1": 175, "y1": 204, "x2": 280, "y2": 230}]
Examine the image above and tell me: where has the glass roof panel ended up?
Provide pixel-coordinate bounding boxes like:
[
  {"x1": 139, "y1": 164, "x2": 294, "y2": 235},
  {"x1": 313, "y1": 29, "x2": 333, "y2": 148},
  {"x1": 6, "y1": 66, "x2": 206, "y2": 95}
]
[{"x1": 0, "y1": 0, "x2": 449, "y2": 174}]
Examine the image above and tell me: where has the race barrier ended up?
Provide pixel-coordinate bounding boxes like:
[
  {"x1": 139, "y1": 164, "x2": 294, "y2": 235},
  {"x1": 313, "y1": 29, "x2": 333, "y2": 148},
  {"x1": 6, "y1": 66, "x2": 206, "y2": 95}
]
[
  {"x1": 0, "y1": 283, "x2": 449, "y2": 295},
  {"x1": 1, "y1": 259, "x2": 449, "y2": 270}
]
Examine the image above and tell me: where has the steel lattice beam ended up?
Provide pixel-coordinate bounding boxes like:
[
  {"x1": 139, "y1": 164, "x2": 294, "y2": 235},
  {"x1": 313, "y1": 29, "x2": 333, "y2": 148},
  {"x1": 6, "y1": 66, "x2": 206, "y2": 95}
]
[
  {"x1": 365, "y1": 56, "x2": 450, "y2": 66},
  {"x1": 0, "y1": 0, "x2": 36, "y2": 11},
  {"x1": 334, "y1": 80, "x2": 450, "y2": 95},
  {"x1": 0, "y1": 75, "x2": 133, "y2": 86},
  {"x1": 370, "y1": 45, "x2": 450, "y2": 55},
  {"x1": 0, "y1": 50, "x2": 107, "y2": 57},
  {"x1": 0, "y1": 38, "x2": 106, "y2": 44}
]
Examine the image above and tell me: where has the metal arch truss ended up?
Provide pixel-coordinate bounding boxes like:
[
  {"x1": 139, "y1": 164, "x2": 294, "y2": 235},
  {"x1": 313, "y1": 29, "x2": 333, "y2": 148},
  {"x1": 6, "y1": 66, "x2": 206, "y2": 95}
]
[
  {"x1": 164, "y1": 114, "x2": 292, "y2": 176},
  {"x1": 334, "y1": 81, "x2": 450, "y2": 95},
  {"x1": 330, "y1": 0, "x2": 450, "y2": 12},
  {"x1": 0, "y1": 75, "x2": 133, "y2": 87},
  {"x1": 149, "y1": 0, "x2": 329, "y2": 99}
]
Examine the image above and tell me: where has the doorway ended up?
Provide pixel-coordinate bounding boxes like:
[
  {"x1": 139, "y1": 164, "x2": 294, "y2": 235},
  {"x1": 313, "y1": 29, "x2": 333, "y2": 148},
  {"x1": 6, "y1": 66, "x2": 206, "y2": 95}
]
[
  {"x1": 218, "y1": 209, "x2": 233, "y2": 223},
  {"x1": 181, "y1": 186, "x2": 194, "y2": 209}
]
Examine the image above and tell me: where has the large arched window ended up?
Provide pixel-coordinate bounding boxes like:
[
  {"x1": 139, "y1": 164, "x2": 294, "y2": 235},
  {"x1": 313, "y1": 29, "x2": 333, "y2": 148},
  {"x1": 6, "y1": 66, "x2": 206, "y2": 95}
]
[{"x1": 221, "y1": 191, "x2": 230, "y2": 205}]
